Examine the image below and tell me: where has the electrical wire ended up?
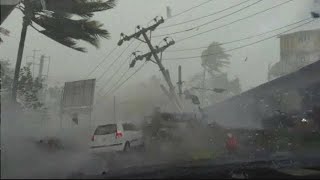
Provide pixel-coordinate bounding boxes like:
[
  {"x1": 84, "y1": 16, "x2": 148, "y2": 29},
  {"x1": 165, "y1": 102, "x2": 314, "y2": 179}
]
[
  {"x1": 164, "y1": 19, "x2": 315, "y2": 60},
  {"x1": 104, "y1": 62, "x2": 148, "y2": 97},
  {"x1": 85, "y1": 46, "x2": 118, "y2": 78},
  {"x1": 97, "y1": 40, "x2": 134, "y2": 81},
  {"x1": 155, "y1": 0, "x2": 264, "y2": 37},
  {"x1": 176, "y1": 0, "x2": 294, "y2": 43},
  {"x1": 167, "y1": 0, "x2": 215, "y2": 21},
  {"x1": 159, "y1": 0, "x2": 252, "y2": 29},
  {"x1": 98, "y1": 42, "x2": 143, "y2": 93},
  {"x1": 166, "y1": 17, "x2": 311, "y2": 52}
]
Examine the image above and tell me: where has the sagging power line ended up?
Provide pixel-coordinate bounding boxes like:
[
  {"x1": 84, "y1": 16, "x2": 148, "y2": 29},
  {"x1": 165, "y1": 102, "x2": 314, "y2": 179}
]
[
  {"x1": 85, "y1": 46, "x2": 118, "y2": 78},
  {"x1": 98, "y1": 42, "x2": 142, "y2": 93},
  {"x1": 159, "y1": 0, "x2": 252, "y2": 30},
  {"x1": 174, "y1": 0, "x2": 294, "y2": 43},
  {"x1": 164, "y1": 18, "x2": 316, "y2": 61},
  {"x1": 97, "y1": 40, "x2": 134, "y2": 81},
  {"x1": 155, "y1": 0, "x2": 264, "y2": 37},
  {"x1": 166, "y1": 17, "x2": 312, "y2": 52},
  {"x1": 166, "y1": 0, "x2": 215, "y2": 21},
  {"x1": 104, "y1": 62, "x2": 147, "y2": 97}
]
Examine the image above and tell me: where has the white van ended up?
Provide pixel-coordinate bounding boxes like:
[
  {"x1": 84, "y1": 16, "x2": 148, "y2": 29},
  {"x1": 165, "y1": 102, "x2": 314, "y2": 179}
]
[{"x1": 90, "y1": 123, "x2": 144, "y2": 153}]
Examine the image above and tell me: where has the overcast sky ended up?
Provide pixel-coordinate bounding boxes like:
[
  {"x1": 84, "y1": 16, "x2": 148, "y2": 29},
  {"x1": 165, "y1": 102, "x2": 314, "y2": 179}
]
[{"x1": 1, "y1": 0, "x2": 320, "y2": 97}]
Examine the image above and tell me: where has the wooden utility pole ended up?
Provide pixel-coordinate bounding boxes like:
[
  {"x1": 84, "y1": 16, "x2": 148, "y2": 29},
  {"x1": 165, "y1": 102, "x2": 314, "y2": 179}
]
[{"x1": 118, "y1": 17, "x2": 182, "y2": 112}]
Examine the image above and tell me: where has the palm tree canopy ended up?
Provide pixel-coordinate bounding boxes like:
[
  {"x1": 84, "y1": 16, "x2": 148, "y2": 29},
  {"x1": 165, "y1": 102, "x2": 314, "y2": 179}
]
[
  {"x1": 19, "y1": 0, "x2": 116, "y2": 52},
  {"x1": 201, "y1": 41, "x2": 231, "y2": 73}
]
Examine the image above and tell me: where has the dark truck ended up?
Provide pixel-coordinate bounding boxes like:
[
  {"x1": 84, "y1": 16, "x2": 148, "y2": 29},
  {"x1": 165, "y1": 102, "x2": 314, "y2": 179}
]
[{"x1": 142, "y1": 112, "x2": 201, "y2": 141}]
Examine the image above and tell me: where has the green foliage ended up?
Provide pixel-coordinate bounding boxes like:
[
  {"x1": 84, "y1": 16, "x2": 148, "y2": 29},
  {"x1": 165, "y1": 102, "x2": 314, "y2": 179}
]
[
  {"x1": 189, "y1": 41, "x2": 240, "y2": 105},
  {"x1": 18, "y1": 0, "x2": 116, "y2": 52},
  {"x1": 0, "y1": 60, "x2": 14, "y2": 91},
  {"x1": 201, "y1": 42, "x2": 230, "y2": 74},
  {"x1": 17, "y1": 65, "x2": 43, "y2": 110}
]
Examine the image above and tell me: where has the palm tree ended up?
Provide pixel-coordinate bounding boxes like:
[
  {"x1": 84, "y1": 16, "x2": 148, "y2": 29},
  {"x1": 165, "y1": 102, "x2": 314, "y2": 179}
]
[
  {"x1": 11, "y1": 0, "x2": 116, "y2": 102},
  {"x1": 200, "y1": 41, "x2": 230, "y2": 103},
  {"x1": 201, "y1": 42, "x2": 230, "y2": 74}
]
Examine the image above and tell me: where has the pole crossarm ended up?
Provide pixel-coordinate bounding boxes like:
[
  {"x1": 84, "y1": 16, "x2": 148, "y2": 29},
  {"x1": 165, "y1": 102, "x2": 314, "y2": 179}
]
[{"x1": 118, "y1": 17, "x2": 164, "y2": 46}]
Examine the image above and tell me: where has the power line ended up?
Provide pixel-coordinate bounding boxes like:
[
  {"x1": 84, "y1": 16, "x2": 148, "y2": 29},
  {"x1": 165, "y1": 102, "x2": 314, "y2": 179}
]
[
  {"x1": 155, "y1": 0, "x2": 263, "y2": 37},
  {"x1": 104, "y1": 62, "x2": 148, "y2": 97},
  {"x1": 103, "y1": 69, "x2": 130, "y2": 96},
  {"x1": 159, "y1": 0, "x2": 252, "y2": 30},
  {"x1": 85, "y1": 46, "x2": 118, "y2": 78},
  {"x1": 98, "y1": 42, "x2": 142, "y2": 93},
  {"x1": 176, "y1": 0, "x2": 294, "y2": 43},
  {"x1": 164, "y1": 19, "x2": 315, "y2": 61},
  {"x1": 167, "y1": 0, "x2": 215, "y2": 21},
  {"x1": 166, "y1": 17, "x2": 311, "y2": 52},
  {"x1": 97, "y1": 40, "x2": 134, "y2": 81}
]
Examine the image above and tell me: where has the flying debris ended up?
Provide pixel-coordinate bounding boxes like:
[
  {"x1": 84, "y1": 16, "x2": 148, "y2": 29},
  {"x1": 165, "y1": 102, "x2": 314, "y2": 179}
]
[{"x1": 213, "y1": 88, "x2": 227, "y2": 93}]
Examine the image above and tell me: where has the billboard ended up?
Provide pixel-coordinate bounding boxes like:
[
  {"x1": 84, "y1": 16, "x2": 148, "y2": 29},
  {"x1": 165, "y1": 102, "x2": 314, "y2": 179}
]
[{"x1": 61, "y1": 79, "x2": 96, "y2": 110}]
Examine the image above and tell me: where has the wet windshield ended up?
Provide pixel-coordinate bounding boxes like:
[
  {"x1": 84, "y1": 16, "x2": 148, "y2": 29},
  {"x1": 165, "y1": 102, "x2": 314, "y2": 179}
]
[{"x1": 1, "y1": 0, "x2": 320, "y2": 179}]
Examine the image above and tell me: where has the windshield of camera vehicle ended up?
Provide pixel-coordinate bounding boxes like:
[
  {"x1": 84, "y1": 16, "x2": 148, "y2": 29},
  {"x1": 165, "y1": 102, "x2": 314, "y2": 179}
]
[{"x1": 1, "y1": 0, "x2": 320, "y2": 179}]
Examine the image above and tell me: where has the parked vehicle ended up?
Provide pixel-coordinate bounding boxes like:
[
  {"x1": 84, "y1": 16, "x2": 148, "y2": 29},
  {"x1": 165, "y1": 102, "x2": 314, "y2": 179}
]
[{"x1": 90, "y1": 122, "x2": 144, "y2": 154}]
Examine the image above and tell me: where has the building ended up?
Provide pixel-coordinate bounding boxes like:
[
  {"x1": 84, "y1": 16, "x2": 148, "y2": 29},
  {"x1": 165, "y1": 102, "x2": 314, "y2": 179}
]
[
  {"x1": 269, "y1": 29, "x2": 320, "y2": 80},
  {"x1": 205, "y1": 60, "x2": 320, "y2": 129}
]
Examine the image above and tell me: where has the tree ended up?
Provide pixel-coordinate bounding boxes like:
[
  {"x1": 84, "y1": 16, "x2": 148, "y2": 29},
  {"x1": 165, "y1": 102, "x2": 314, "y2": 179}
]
[
  {"x1": 189, "y1": 41, "x2": 240, "y2": 105},
  {"x1": 11, "y1": 0, "x2": 116, "y2": 102},
  {"x1": 0, "y1": 60, "x2": 14, "y2": 92},
  {"x1": 17, "y1": 65, "x2": 43, "y2": 110},
  {"x1": 201, "y1": 41, "x2": 230, "y2": 75},
  {"x1": 189, "y1": 72, "x2": 241, "y2": 105}
]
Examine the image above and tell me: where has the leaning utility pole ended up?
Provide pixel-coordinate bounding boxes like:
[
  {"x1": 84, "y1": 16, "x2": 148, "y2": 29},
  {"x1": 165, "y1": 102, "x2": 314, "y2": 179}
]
[
  {"x1": 177, "y1": 65, "x2": 183, "y2": 98},
  {"x1": 118, "y1": 16, "x2": 182, "y2": 112}
]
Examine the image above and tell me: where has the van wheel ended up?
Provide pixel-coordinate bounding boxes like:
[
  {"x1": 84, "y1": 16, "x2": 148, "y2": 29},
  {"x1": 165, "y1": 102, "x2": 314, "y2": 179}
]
[{"x1": 124, "y1": 142, "x2": 130, "y2": 152}]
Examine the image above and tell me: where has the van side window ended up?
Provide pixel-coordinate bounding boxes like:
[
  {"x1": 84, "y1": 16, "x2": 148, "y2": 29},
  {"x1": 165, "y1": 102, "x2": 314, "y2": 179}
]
[{"x1": 123, "y1": 123, "x2": 139, "y2": 131}]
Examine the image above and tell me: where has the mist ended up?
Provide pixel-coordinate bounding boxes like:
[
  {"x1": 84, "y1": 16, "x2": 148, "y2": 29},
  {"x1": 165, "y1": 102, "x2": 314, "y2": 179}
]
[{"x1": 1, "y1": 103, "x2": 106, "y2": 178}]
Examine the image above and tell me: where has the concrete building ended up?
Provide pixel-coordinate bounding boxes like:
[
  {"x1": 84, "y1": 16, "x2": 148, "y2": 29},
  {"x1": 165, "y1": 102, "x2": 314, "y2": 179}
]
[
  {"x1": 205, "y1": 60, "x2": 320, "y2": 129},
  {"x1": 269, "y1": 29, "x2": 320, "y2": 80}
]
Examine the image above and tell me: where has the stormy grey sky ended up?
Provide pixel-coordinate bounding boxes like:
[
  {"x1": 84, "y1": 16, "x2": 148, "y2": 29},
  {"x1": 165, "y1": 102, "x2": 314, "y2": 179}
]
[{"x1": 1, "y1": 0, "x2": 320, "y2": 97}]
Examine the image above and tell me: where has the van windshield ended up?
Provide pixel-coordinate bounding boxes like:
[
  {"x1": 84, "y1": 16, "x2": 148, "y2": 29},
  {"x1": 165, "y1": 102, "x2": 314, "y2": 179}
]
[{"x1": 94, "y1": 124, "x2": 117, "y2": 135}]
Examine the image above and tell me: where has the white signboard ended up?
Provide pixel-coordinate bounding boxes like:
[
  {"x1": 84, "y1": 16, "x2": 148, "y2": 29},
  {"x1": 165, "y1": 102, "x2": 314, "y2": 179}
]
[{"x1": 61, "y1": 79, "x2": 96, "y2": 110}]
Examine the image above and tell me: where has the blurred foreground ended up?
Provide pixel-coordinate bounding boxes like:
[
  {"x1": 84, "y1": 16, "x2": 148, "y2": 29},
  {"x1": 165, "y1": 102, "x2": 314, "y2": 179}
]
[{"x1": 2, "y1": 102, "x2": 320, "y2": 179}]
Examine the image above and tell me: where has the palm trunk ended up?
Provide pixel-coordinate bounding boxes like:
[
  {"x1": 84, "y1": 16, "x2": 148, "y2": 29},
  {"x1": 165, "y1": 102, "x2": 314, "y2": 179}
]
[{"x1": 11, "y1": 16, "x2": 29, "y2": 102}]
